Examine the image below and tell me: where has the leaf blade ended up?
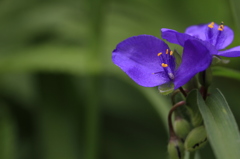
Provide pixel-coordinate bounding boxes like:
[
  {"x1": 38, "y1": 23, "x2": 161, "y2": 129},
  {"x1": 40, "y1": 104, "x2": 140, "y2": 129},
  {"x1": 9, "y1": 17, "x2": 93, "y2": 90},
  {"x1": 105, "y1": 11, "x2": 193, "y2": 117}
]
[{"x1": 197, "y1": 89, "x2": 240, "y2": 159}]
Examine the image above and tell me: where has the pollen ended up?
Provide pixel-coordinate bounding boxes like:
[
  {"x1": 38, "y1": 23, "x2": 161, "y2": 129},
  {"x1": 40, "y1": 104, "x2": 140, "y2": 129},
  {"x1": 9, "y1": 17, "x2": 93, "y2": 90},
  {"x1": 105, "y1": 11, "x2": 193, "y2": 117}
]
[
  {"x1": 208, "y1": 22, "x2": 215, "y2": 28},
  {"x1": 218, "y1": 24, "x2": 224, "y2": 31},
  {"x1": 161, "y1": 63, "x2": 168, "y2": 67},
  {"x1": 157, "y1": 52, "x2": 162, "y2": 56},
  {"x1": 166, "y1": 49, "x2": 169, "y2": 54},
  {"x1": 170, "y1": 51, "x2": 173, "y2": 56}
]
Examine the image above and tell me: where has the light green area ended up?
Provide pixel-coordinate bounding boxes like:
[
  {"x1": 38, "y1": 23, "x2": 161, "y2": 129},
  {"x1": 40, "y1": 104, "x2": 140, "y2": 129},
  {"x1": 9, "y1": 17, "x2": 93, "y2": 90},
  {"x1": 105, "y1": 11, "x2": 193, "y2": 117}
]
[{"x1": 197, "y1": 89, "x2": 240, "y2": 159}]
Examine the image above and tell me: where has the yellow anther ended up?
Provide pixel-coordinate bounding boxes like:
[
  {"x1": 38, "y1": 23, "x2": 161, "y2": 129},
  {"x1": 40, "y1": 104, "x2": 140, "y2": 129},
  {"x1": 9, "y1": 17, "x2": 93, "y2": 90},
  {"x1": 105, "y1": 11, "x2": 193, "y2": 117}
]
[
  {"x1": 170, "y1": 51, "x2": 174, "y2": 56},
  {"x1": 161, "y1": 63, "x2": 168, "y2": 67},
  {"x1": 218, "y1": 24, "x2": 224, "y2": 31},
  {"x1": 166, "y1": 49, "x2": 169, "y2": 54},
  {"x1": 157, "y1": 52, "x2": 162, "y2": 56},
  {"x1": 208, "y1": 22, "x2": 215, "y2": 28}
]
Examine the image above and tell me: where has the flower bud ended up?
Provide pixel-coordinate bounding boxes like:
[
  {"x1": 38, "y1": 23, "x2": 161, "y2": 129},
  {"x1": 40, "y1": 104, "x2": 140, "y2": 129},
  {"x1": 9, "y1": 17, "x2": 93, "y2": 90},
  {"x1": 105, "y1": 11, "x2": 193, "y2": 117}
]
[
  {"x1": 184, "y1": 125, "x2": 207, "y2": 152},
  {"x1": 174, "y1": 118, "x2": 191, "y2": 139},
  {"x1": 158, "y1": 82, "x2": 174, "y2": 95},
  {"x1": 168, "y1": 137, "x2": 185, "y2": 159}
]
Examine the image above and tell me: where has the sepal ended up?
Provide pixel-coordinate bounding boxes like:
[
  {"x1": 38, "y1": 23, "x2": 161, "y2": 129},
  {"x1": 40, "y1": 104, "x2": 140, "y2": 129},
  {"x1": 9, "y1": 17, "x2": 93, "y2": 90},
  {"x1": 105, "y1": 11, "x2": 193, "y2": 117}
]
[{"x1": 158, "y1": 82, "x2": 174, "y2": 95}]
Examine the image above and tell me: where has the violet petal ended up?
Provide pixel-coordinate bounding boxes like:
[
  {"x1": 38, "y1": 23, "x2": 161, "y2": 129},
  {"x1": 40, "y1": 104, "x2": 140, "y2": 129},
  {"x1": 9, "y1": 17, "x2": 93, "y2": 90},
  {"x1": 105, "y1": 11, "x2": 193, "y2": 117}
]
[
  {"x1": 174, "y1": 40, "x2": 212, "y2": 89},
  {"x1": 112, "y1": 35, "x2": 171, "y2": 87}
]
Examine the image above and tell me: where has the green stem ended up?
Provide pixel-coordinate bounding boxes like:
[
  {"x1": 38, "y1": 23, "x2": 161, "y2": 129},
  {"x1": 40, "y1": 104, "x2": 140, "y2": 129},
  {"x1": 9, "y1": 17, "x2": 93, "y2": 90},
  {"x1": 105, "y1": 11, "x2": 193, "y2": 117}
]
[
  {"x1": 168, "y1": 101, "x2": 186, "y2": 137},
  {"x1": 85, "y1": 77, "x2": 100, "y2": 159},
  {"x1": 179, "y1": 87, "x2": 187, "y2": 98},
  {"x1": 189, "y1": 152, "x2": 195, "y2": 159},
  {"x1": 84, "y1": 0, "x2": 107, "y2": 158},
  {"x1": 229, "y1": 0, "x2": 240, "y2": 35}
]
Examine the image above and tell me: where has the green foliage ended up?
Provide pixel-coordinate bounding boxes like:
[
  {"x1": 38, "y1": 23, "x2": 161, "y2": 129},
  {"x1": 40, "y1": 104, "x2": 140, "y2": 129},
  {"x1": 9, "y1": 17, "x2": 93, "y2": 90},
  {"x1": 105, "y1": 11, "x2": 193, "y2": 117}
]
[
  {"x1": 184, "y1": 126, "x2": 207, "y2": 152},
  {"x1": 197, "y1": 89, "x2": 240, "y2": 159},
  {"x1": 0, "y1": 0, "x2": 239, "y2": 159}
]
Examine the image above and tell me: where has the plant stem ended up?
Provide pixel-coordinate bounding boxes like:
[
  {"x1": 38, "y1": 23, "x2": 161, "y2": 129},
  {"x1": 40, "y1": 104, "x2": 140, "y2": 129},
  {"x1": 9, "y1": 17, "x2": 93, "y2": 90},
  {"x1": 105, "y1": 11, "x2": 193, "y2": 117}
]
[
  {"x1": 189, "y1": 152, "x2": 196, "y2": 159},
  {"x1": 179, "y1": 87, "x2": 187, "y2": 98}
]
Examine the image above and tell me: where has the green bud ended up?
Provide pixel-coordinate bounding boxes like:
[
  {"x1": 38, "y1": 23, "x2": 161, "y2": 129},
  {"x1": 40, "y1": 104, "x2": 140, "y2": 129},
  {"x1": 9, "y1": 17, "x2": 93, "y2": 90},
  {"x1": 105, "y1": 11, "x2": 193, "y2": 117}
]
[
  {"x1": 184, "y1": 126, "x2": 208, "y2": 152},
  {"x1": 168, "y1": 137, "x2": 185, "y2": 159},
  {"x1": 174, "y1": 118, "x2": 191, "y2": 139},
  {"x1": 198, "y1": 68, "x2": 212, "y2": 88},
  {"x1": 158, "y1": 82, "x2": 174, "y2": 95}
]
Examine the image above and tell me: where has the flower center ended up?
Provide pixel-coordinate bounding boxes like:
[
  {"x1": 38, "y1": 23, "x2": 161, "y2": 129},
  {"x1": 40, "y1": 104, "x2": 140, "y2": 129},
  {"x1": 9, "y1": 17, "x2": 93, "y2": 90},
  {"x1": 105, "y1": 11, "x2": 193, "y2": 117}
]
[
  {"x1": 207, "y1": 21, "x2": 225, "y2": 47},
  {"x1": 154, "y1": 49, "x2": 175, "y2": 80}
]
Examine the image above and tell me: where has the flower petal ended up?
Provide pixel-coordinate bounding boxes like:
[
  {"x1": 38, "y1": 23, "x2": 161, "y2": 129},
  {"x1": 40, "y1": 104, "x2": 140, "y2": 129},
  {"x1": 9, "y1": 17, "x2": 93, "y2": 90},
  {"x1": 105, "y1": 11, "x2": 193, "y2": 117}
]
[
  {"x1": 161, "y1": 28, "x2": 218, "y2": 56},
  {"x1": 112, "y1": 35, "x2": 171, "y2": 87},
  {"x1": 161, "y1": 28, "x2": 197, "y2": 47},
  {"x1": 174, "y1": 40, "x2": 212, "y2": 89},
  {"x1": 185, "y1": 24, "x2": 207, "y2": 41},
  {"x1": 217, "y1": 46, "x2": 240, "y2": 57},
  {"x1": 212, "y1": 25, "x2": 234, "y2": 50},
  {"x1": 186, "y1": 23, "x2": 234, "y2": 50},
  {"x1": 163, "y1": 23, "x2": 234, "y2": 51}
]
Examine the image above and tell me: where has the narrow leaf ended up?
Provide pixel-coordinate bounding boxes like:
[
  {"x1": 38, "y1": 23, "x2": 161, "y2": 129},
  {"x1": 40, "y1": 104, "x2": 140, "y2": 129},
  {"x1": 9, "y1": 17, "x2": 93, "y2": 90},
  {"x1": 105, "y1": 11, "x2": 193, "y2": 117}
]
[
  {"x1": 197, "y1": 89, "x2": 240, "y2": 159},
  {"x1": 212, "y1": 66, "x2": 240, "y2": 81}
]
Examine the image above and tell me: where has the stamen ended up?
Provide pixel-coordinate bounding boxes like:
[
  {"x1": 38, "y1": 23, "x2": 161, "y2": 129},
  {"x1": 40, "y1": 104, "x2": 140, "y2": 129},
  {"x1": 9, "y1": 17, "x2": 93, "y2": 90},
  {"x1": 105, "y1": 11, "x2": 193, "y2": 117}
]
[
  {"x1": 208, "y1": 22, "x2": 215, "y2": 28},
  {"x1": 218, "y1": 24, "x2": 224, "y2": 31},
  {"x1": 170, "y1": 51, "x2": 173, "y2": 56},
  {"x1": 161, "y1": 63, "x2": 168, "y2": 67},
  {"x1": 157, "y1": 52, "x2": 162, "y2": 56},
  {"x1": 166, "y1": 49, "x2": 169, "y2": 54}
]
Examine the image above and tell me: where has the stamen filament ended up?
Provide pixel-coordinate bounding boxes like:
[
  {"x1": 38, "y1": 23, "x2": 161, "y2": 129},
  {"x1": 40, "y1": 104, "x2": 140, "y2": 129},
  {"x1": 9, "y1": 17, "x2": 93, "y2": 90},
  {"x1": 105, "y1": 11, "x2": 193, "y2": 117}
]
[{"x1": 166, "y1": 49, "x2": 169, "y2": 54}]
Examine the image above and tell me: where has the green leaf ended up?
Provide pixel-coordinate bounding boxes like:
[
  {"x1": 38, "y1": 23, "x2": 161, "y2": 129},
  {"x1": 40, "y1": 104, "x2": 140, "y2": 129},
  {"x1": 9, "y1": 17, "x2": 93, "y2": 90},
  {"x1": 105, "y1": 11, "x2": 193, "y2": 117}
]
[
  {"x1": 229, "y1": 0, "x2": 240, "y2": 34},
  {"x1": 186, "y1": 90, "x2": 203, "y2": 127},
  {"x1": 196, "y1": 89, "x2": 240, "y2": 159},
  {"x1": 212, "y1": 66, "x2": 240, "y2": 81},
  {"x1": 0, "y1": 46, "x2": 102, "y2": 75}
]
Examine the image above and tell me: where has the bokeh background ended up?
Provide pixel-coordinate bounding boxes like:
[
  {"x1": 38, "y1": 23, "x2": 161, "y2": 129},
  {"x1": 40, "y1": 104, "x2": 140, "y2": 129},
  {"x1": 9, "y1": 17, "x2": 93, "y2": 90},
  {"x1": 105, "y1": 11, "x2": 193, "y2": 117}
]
[{"x1": 1, "y1": 0, "x2": 240, "y2": 159}]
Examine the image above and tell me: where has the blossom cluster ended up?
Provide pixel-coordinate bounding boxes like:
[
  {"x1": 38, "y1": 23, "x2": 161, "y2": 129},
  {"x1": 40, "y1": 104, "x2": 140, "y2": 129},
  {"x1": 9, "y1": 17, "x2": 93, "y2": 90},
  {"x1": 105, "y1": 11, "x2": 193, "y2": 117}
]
[{"x1": 112, "y1": 22, "x2": 240, "y2": 90}]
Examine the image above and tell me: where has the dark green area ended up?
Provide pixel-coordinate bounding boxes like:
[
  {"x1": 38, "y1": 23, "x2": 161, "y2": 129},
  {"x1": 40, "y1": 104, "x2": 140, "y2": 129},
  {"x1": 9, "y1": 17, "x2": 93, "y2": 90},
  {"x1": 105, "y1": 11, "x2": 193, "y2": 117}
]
[{"x1": 0, "y1": 0, "x2": 240, "y2": 159}]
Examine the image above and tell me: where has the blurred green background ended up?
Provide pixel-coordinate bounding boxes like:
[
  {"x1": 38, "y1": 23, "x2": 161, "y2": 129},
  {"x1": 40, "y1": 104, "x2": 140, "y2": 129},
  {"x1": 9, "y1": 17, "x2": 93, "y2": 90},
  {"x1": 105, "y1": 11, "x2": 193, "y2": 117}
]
[{"x1": 1, "y1": 0, "x2": 240, "y2": 159}]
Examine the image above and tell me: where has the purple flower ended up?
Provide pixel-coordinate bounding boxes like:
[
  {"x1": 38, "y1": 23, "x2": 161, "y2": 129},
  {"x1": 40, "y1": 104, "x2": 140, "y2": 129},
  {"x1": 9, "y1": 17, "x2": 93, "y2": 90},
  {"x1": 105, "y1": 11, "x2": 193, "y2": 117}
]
[
  {"x1": 112, "y1": 35, "x2": 212, "y2": 89},
  {"x1": 161, "y1": 22, "x2": 240, "y2": 57}
]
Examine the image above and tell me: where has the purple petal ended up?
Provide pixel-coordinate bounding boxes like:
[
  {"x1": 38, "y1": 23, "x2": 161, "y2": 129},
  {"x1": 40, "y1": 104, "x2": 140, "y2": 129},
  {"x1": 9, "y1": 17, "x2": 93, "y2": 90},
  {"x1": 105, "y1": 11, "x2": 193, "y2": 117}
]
[
  {"x1": 174, "y1": 40, "x2": 212, "y2": 89},
  {"x1": 218, "y1": 46, "x2": 240, "y2": 57},
  {"x1": 161, "y1": 28, "x2": 218, "y2": 56},
  {"x1": 112, "y1": 35, "x2": 171, "y2": 87},
  {"x1": 213, "y1": 25, "x2": 234, "y2": 50},
  {"x1": 185, "y1": 23, "x2": 234, "y2": 50},
  {"x1": 161, "y1": 28, "x2": 197, "y2": 47},
  {"x1": 185, "y1": 24, "x2": 207, "y2": 41}
]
